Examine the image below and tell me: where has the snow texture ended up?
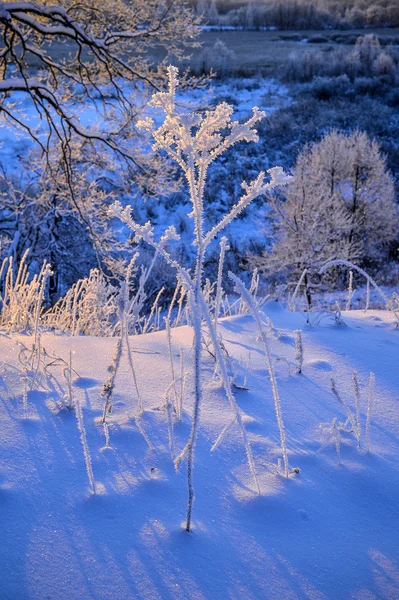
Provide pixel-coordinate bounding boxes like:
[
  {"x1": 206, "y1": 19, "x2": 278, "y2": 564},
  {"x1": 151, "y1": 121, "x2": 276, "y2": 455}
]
[{"x1": 1, "y1": 305, "x2": 399, "y2": 599}]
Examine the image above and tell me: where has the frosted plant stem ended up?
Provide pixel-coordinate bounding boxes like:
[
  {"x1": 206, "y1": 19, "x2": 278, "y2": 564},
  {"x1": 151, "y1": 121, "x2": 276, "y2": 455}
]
[
  {"x1": 365, "y1": 279, "x2": 370, "y2": 313},
  {"x1": 71, "y1": 279, "x2": 83, "y2": 336},
  {"x1": 30, "y1": 337, "x2": 42, "y2": 393},
  {"x1": 143, "y1": 286, "x2": 164, "y2": 334},
  {"x1": 229, "y1": 272, "x2": 289, "y2": 478},
  {"x1": 294, "y1": 330, "x2": 303, "y2": 374},
  {"x1": 290, "y1": 268, "x2": 307, "y2": 311},
  {"x1": 175, "y1": 287, "x2": 186, "y2": 328},
  {"x1": 125, "y1": 321, "x2": 143, "y2": 414},
  {"x1": 366, "y1": 372, "x2": 375, "y2": 453},
  {"x1": 33, "y1": 263, "x2": 52, "y2": 346},
  {"x1": 346, "y1": 270, "x2": 354, "y2": 311},
  {"x1": 165, "y1": 388, "x2": 175, "y2": 459},
  {"x1": 184, "y1": 158, "x2": 205, "y2": 532},
  {"x1": 352, "y1": 371, "x2": 361, "y2": 447},
  {"x1": 75, "y1": 393, "x2": 96, "y2": 494},
  {"x1": 110, "y1": 68, "x2": 292, "y2": 532},
  {"x1": 333, "y1": 418, "x2": 341, "y2": 464},
  {"x1": 211, "y1": 416, "x2": 236, "y2": 451},
  {"x1": 101, "y1": 337, "x2": 122, "y2": 423},
  {"x1": 165, "y1": 315, "x2": 179, "y2": 418},
  {"x1": 214, "y1": 236, "x2": 228, "y2": 335},
  {"x1": 330, "y1": 377, "x2": 356, "y2": 433},
  {"x1": 196, "y1": 289, "x2": 261, "y2": 493},
  {"x1": 178, "y1": 348, "x2": 184, "y2": 420},
  {"x1": 185, "y1": 292, "x2": 203, "y2": 532}
]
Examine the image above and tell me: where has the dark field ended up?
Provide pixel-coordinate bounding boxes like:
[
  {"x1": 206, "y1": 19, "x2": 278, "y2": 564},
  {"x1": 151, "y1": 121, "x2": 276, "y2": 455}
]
[
  {"x1": 175, "y1": 28, "x2": 399, "y2": 75},
  {"x1": 26, "y1": 28, "x2": 399, "y2": 76}
]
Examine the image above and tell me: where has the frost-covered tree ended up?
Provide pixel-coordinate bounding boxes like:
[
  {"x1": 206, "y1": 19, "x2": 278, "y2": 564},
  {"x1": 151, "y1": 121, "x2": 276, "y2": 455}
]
[
  {"x1": 199, "y1": 38, "x2": 236, "y2": 77},
  {"x1": 252, "y1": 130, "x2": 398, "y2": 292}
]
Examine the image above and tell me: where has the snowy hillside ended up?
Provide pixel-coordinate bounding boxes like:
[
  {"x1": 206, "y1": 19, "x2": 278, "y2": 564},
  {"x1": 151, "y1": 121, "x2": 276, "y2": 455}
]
[{"x1": 1, "y1": 305, "x2": 399, "y2": 600}]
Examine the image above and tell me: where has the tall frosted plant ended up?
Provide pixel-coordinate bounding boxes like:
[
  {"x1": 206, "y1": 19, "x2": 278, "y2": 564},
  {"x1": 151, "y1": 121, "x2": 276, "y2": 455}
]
[{"x1": 112, "y1": 66, "x2": 291, "y2": 531}]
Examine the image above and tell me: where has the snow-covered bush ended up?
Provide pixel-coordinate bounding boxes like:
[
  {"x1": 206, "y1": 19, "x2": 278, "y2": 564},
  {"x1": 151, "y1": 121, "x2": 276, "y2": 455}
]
[
  {"x1": 0, "y1": 251, "x2": 52, "y2": 336},
  {"x1": 45, "y1": 269, "x2": 117, "y2": 336}
]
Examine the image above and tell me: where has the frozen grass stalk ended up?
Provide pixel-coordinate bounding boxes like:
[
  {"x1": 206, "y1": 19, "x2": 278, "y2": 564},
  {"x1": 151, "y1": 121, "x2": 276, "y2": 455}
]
[
  {"x1": 101, "y1": 337, "x2": 122, "y2": 424},
  {"x1": 365, "y1": 279, "x2": 370, "y2": 312},
  {"x1": 366, "y1": 372, "x2": 375, "y2": 453},
  {"x1": 333, "y1": 418, "x2": 341, "y2": 464},
  {"x1": 346, "y1": 270, "x2": 354, "y2": 311},
  {"x1": 294, "y1": 330, "x2": 303, "y2": 374},
  {"x1": 330, "y1": 377, "x2": 356, "y2": 433},
  {"x1": 352, "y1": 371, "x2": 361, "y2": 447},
  {"x1": 214, "y1": 236, "x2": 229, "y2": 334},
  {"x1": 230, "y1": 272, "x2": 290, "y2": 478},
  {"x1": 185, "y1": 294, "x2": 203, "y2": 532},
  {"x1": 75, "y1": 393, "x2": 96, "y2": 494},
  {"x1": 64, "y1": 350, "x2": 74, "y2": 410},
  {"x1": 289, "y1": 268, "x2": 307, "y2": 311},
  {"x1": 164, "y1": 311, "x2": 179, "y2": 419}
]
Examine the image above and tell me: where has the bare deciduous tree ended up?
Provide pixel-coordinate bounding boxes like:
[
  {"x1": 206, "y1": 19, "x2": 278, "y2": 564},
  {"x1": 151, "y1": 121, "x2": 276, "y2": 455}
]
[
  {"x1": 0, "y1": 1, "x2": 201, "y2": 161},
  {"x1": 0, "y1": 1, "x2": 201, "y2": 288}
]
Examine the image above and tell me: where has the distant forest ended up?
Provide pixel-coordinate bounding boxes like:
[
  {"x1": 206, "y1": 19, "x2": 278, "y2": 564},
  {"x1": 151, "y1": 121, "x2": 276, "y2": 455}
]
[{"x1": 192, "y1": 0, "x2": 399, "y2": 29}]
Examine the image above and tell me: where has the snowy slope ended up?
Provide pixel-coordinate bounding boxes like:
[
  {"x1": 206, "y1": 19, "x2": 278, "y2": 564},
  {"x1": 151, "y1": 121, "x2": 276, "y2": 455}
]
[{"x1": 1, "y1": 305, "x2": 399, "y2": 600}]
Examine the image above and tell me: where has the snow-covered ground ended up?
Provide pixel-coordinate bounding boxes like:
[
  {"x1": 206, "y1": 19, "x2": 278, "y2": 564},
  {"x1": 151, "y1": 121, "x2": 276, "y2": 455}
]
[{"x1": 1, "y1": 304, "x2": 399, "y2": 599}]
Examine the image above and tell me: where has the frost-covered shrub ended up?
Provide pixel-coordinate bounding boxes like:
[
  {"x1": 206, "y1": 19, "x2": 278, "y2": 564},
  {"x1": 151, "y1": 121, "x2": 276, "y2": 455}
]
[
  {"x1": 309, "y1": 75, "x2": 351, "y2": 100},
  {"x1": 353, "y1": 76, "x2": 381, "y2": 97},
  {"x1": 45, "y1": 269, "x2": 118, "y2": 336},
  {"x1": 0, "y1": 251, "x2": 52, "y2": 335}
]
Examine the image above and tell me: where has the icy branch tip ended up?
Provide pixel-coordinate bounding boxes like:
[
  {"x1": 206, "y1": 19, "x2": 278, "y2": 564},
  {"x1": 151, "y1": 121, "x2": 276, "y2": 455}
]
[{"x1": 268, "y1": 166, "x2": 293, "y2": 187}]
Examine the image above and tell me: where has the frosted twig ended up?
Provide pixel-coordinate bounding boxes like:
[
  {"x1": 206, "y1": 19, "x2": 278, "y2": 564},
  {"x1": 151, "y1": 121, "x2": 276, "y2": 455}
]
[
  {"x1": 330, "y1": 377, "x2": 356, "y2": 433},
  {"x1": 366, "y1": 372, "x2": 375, "y2": 453},
  {"x1": 346, "y1": 270, "x2": 354, "y2": 311},
  {"x1": 294, "y1": 330, "x2": 303, "y2": 374},
  {"x1": 75, "y1": 393, "x2": 96, "y2": 494},
  {"x1": 352, "y1": 371, "x2": 361, "y2": 447}
]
